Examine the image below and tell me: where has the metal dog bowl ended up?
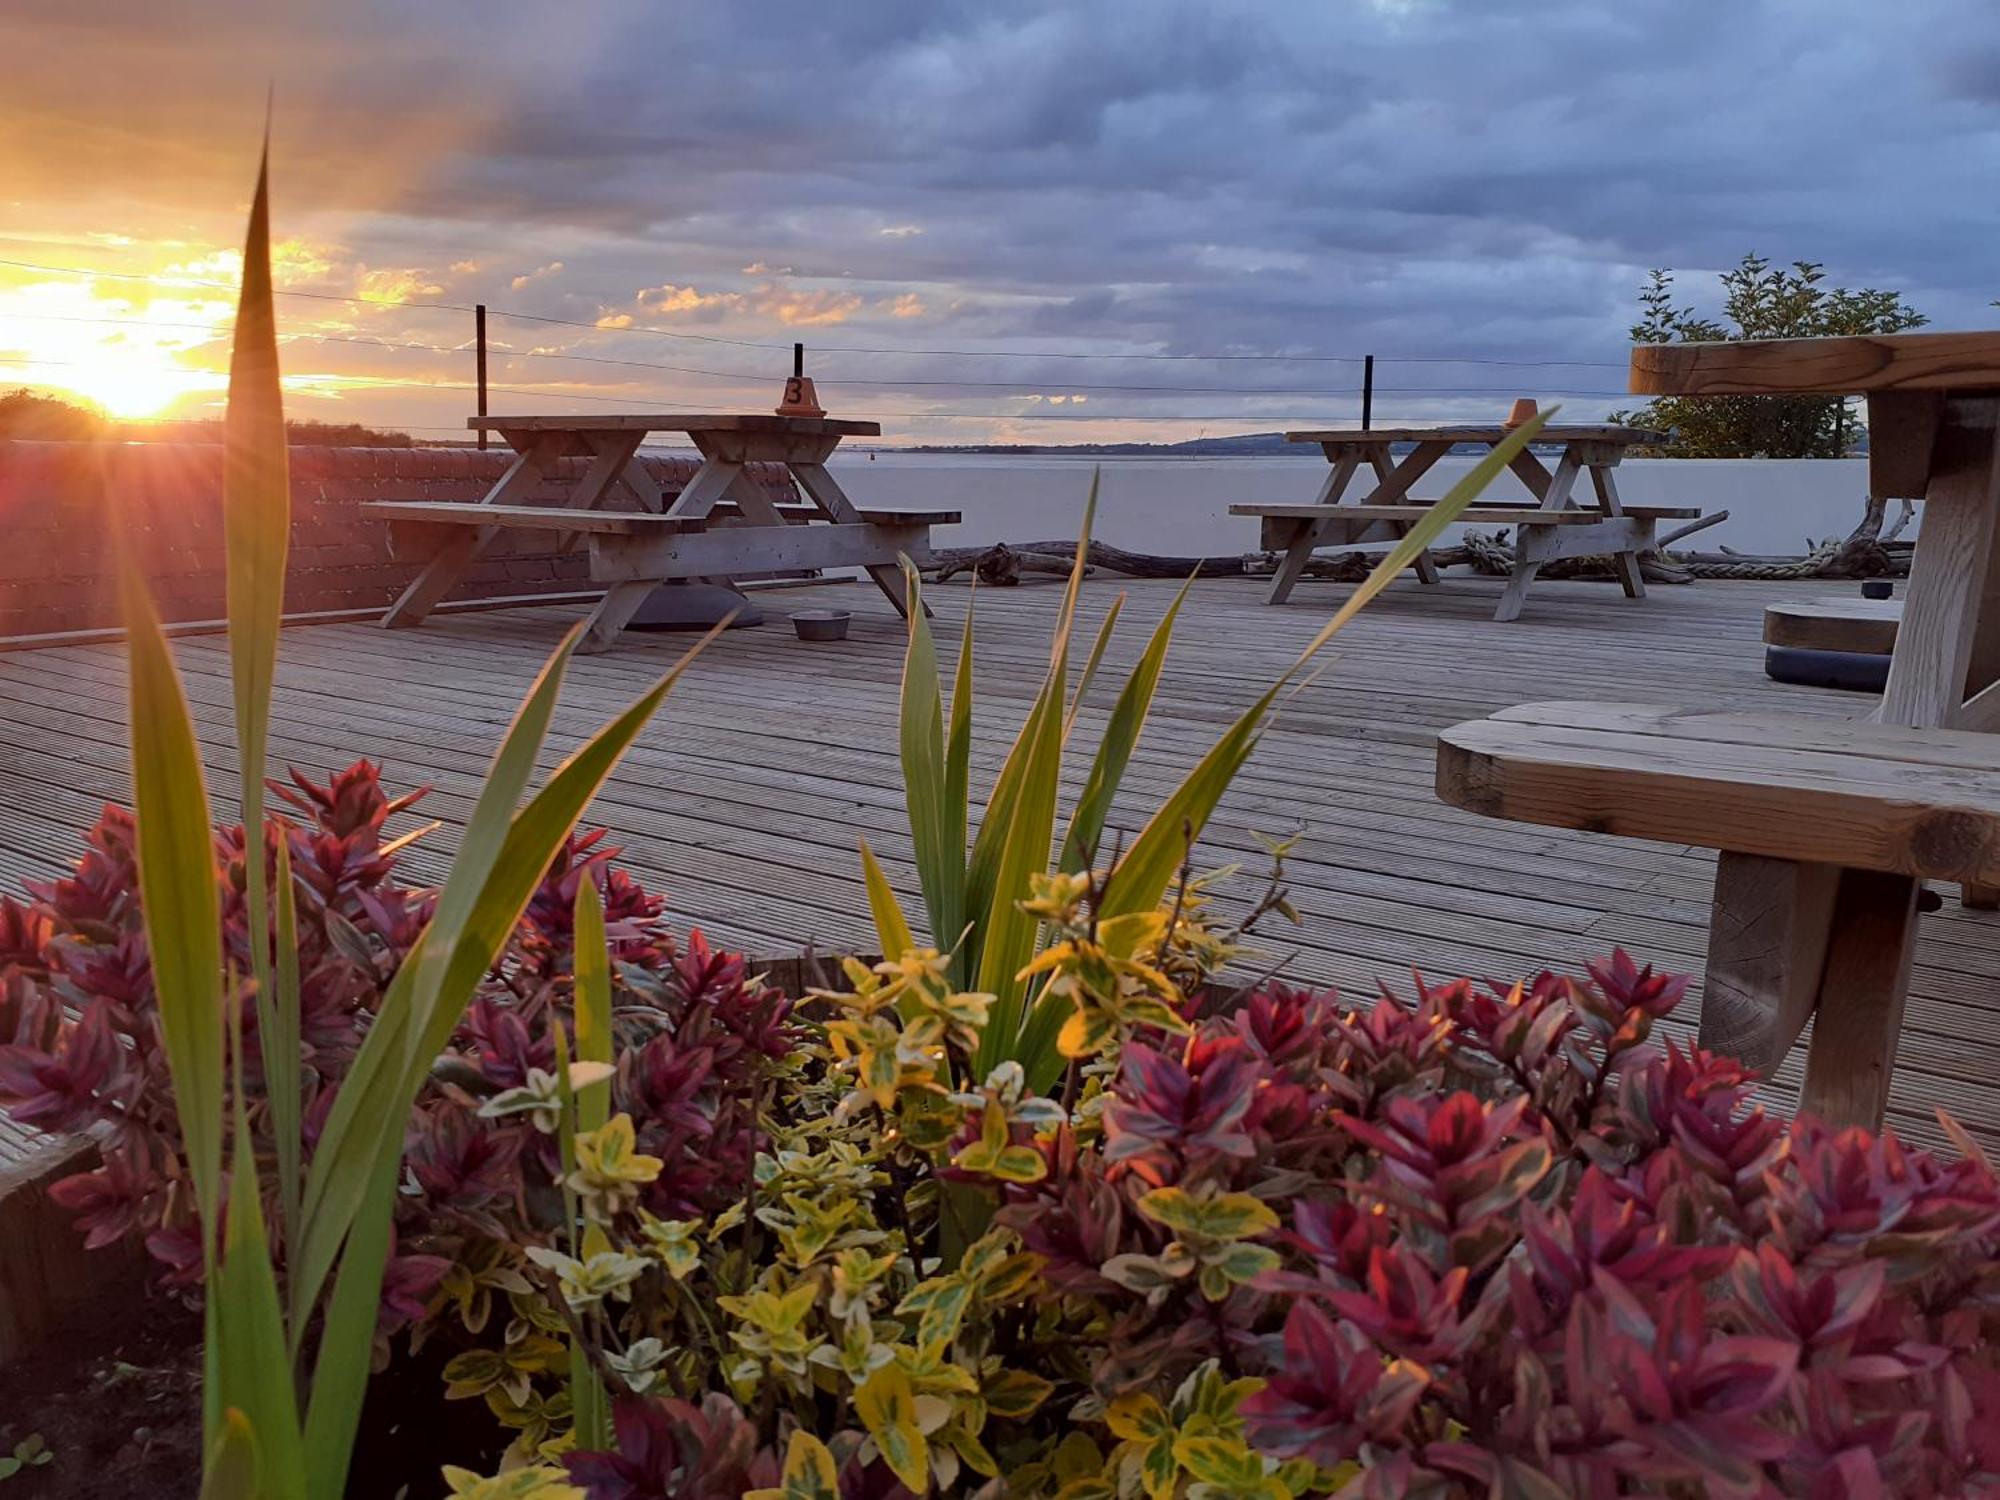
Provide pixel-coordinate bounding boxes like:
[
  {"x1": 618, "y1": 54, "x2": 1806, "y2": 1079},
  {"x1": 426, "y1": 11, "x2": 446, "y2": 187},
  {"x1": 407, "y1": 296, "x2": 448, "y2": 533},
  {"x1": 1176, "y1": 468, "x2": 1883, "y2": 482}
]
[{"x1": 791, "y1": 609, "x2": 851, "y2": 642}]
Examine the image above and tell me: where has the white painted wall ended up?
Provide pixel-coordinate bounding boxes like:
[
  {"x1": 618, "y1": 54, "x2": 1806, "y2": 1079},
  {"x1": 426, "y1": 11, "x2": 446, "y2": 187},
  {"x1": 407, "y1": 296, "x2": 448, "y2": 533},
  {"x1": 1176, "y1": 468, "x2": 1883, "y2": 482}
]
[{"x1": 820, "y1": 453, "x2": 1883, "y2": 559}]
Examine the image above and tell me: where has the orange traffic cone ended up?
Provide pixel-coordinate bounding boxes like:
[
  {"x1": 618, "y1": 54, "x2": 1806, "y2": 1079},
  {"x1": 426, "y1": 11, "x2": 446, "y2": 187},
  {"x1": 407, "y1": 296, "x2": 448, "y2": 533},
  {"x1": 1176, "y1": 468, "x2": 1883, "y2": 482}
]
[{"x1": 1503, "y1": 397, "x2": 1538, "y2": 428}]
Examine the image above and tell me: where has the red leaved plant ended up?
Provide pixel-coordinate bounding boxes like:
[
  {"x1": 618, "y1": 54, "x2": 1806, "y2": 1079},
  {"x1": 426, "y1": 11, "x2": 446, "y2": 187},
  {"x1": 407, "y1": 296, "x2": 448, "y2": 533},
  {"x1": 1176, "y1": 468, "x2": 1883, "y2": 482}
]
[
  {"x1": 993, "y1": 957, "x2": 2000, "y2": 1498},
  {"x1": 0, "y1": 763, "x2": 793, "y2": 1348}
]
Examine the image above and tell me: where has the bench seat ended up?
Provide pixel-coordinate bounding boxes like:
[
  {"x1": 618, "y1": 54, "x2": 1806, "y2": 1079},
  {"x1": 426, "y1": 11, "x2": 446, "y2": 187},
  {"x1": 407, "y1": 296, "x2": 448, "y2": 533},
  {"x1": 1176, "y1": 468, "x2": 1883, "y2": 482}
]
[
  {"x1": 364, "y1": 500, "x2": 961, "y2": 532},
  {"x1": 1763, "y1": 597, "x2": 1902, "y2": 655},
  {"x1": 363, "y1": 501, "x2": 700, "y2": 534},
  {"x1": 1231, "y1": 502, "x2": 1700, "y2": 523},
  {"x1": 1436, "y1": 699, "x2": 2000, "y2": 1129},
  {"x1": 1437, "y1": 700, "x2": 2000, "y2": 884}
]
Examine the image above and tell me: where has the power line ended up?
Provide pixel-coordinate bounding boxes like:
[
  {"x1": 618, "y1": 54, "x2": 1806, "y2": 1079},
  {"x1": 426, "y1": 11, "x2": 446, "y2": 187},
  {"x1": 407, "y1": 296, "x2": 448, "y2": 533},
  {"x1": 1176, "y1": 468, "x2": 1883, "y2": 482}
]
[
  {"x1": 4, "y1": 308, "x2": 1634, "y2": 398},
  {"x1": 2, "y1": 252, "x2": 1630, "y2": 370},
  {"x1": 0, "y1": 255, "x2": 480, "y2": 315}
]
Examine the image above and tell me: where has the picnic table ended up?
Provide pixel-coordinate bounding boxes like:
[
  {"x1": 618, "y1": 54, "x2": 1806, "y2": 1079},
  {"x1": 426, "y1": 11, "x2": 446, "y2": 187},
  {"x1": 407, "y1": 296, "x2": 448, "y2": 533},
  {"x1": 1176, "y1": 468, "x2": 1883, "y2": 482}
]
[
  {"x1": 1437, "y1": 330, "x2": 2000, "y2": 1130},
  {"x1": 366, "y1": 414, "x2": 956, "y2": 652},
  {"x1": 1232, "y1": 423, "x2": 1689, "y2": 621}
]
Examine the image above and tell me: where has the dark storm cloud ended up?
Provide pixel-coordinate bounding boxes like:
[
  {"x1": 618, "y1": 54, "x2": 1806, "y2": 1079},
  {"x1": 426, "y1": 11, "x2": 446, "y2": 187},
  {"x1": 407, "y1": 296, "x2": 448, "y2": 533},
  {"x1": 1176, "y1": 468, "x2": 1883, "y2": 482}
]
[{"x1": 6, "y1": 0, "x2": 1999, "y2": 432}]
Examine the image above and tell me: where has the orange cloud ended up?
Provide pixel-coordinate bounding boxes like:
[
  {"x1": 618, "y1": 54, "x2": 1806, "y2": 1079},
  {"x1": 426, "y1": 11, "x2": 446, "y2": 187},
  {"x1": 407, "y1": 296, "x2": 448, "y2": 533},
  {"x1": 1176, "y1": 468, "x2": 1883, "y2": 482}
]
[
  {"x1": 882, "y1": 293, "x2": 926, "y2": 319},
  {"x1": 757, "y1": 288, "x2": 863, "y2": 327},
  {"x1": 357, "y1": 266, "x2": 445, "y2": 305},
  {"x1": 638, "y1": 282, "x2": 737, "y2": 314},
  {"x1": 510, "y1": 260, "x2": 564, "y2": 290}
]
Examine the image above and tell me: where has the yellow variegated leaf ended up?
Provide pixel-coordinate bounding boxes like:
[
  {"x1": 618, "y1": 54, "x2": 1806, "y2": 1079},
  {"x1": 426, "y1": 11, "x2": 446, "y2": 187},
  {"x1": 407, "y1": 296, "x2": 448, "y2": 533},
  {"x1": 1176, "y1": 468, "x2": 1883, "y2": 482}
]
[
  {"x1": 1105, "y1": 1392, "x2": 1172, "y2": 1444},
  {"x1": 744, "y1": 1430, "x2": 840, "y2": 1500},
  {"x1": 855, "y1": 1363, "x2": 931, "y2": 1495},
  {"x1": 983, "y1": 1367, "x2": 1054, "y2": 1420}
]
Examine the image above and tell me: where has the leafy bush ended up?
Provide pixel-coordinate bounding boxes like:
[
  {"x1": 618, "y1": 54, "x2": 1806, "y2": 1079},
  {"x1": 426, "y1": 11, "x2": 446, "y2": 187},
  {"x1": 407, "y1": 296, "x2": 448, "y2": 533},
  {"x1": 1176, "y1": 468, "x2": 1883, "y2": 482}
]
[
  {"x1": 16, "y1": 788, "x2": 2000, "y2": 1496},
  {"x1": 496, "y1": 896, "x2": 1998, "y2": 1499},
  {"x1": 0, "y1": 763, "x2": 792, "y2": 1371}
]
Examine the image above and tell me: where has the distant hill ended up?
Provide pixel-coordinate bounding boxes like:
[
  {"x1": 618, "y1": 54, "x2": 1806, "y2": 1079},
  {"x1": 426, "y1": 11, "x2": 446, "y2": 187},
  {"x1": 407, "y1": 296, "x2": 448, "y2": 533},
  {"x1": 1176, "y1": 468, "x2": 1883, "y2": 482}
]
[
  {"x1": 901, "y1": 431, "x2": 1306, "y2": 457},
  {"x1": 895, "y1": 428, "x2": 1616, "y2": 458}
]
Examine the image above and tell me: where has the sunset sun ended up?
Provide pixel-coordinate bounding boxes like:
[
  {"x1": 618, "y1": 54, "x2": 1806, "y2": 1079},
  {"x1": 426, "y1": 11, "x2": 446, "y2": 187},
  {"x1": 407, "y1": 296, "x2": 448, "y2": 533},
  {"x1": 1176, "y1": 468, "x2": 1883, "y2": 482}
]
[{"x1": 0, "y1": 272, "x2": 230, "y2": 417}]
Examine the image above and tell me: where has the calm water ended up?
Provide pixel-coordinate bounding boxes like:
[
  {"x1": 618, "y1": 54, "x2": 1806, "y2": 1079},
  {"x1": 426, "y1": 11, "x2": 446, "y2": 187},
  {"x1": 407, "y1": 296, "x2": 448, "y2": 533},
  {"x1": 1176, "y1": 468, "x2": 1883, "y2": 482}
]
[{"x1": 814, "y1": 451, "x2": 1885, "y2": 559}]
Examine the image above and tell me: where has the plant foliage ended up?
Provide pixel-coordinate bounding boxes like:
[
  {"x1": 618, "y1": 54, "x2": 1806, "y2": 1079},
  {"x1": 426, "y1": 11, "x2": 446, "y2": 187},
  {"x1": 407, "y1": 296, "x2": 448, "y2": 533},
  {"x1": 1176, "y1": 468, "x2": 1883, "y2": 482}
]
[
  {"x1": 1613, "y1": 254, "x2": 1927, "y2": 458},
  {"x1": 51, "y1": 142, "x2": 715, "y2": 1498}
]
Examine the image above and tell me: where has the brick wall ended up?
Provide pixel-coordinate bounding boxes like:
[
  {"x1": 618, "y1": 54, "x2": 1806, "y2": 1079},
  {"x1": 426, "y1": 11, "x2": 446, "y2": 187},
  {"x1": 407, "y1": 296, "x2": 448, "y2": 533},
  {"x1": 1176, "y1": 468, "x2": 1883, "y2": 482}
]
[{"x1": 0, "y1": 440, "x2": 798, "y2": 639}]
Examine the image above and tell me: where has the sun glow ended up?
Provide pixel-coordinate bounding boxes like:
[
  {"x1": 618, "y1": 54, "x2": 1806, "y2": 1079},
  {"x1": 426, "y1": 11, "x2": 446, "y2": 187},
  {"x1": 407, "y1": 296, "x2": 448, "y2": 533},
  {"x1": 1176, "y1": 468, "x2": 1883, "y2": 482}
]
[{"x1": 0, "y1": 270, "x2": 233, "y2": 417}]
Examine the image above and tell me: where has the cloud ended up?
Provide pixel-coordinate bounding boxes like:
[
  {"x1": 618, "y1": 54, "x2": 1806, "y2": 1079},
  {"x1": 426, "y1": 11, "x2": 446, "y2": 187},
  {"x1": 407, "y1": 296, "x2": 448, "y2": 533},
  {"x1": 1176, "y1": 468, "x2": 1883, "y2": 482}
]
[
  {"x1": 357, "y1": 266, "x2": 445, "y2": 305},
  {"x1": 637, "y1": 282, "x2": 740, "y2": 315},
  {"x1": 756, "y1": 287, "x2": 864, "y2": 327},
  {"x1": 8, "y1": 0, "x2": 1998, "y2": 439},
  {"x1": 626, "y1": 280, "x2": 867, "y2": 327},
  {"x1": 509, "y1": 260, "x2": 564, "y2": 291}
]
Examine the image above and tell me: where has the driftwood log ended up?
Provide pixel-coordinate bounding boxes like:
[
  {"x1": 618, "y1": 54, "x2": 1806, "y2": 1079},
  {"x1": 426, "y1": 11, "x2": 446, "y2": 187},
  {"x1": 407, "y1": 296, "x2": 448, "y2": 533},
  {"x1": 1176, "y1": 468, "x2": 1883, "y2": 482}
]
[
  {"x1": 931, "y1": 540, "x2": 1249, "y2": 585},
  {"x1": 923, "y1": 498, "x2": 1909, "y2": 588}
]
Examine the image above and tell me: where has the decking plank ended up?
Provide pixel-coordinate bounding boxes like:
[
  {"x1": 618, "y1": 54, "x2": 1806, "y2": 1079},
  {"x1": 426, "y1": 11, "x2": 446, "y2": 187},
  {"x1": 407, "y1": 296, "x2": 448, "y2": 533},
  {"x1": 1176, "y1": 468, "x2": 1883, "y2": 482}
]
[{"x1": 3, "y1": 571, "x2": 1996, "y2": 1157}]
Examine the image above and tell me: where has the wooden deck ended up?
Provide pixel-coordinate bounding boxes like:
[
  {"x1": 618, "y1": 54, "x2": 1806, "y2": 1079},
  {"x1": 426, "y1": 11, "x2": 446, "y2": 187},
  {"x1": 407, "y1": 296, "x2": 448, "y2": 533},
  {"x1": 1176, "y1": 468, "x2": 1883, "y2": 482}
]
[{"x1": 3, "y1": 571, "x2": 1997, "y2": 1155}]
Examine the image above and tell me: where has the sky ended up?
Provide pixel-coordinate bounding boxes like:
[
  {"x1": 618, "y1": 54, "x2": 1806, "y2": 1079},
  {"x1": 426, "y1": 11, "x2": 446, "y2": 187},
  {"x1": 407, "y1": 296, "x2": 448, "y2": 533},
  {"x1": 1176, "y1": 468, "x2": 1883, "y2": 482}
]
[{"x1": 3, "y1": 0, "x2": 1998, "y2": 444}]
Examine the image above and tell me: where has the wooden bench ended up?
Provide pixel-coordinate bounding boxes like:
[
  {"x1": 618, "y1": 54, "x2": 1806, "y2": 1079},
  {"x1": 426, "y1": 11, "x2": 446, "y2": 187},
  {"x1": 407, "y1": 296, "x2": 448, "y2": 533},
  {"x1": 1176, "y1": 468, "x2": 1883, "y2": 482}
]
[
  {"x1": 1763, "y1": 597, "x2": 1902, "y2": 655},
  {"x1": 366, "y1": 499, "x2": 959, "y2": 652},
  {"x1": 365, "y1": 500, "x2": 960, "y2": 539},
  {"x1": 1234, "y1": 501, "x2": 1697, "y2": 542},
  {"x1": 1247, "y1": 423, "x2": 1674, "y2": 620},
  {"x1": 1436, "y1": 700, "x2": 2000, "y2": 1128}
]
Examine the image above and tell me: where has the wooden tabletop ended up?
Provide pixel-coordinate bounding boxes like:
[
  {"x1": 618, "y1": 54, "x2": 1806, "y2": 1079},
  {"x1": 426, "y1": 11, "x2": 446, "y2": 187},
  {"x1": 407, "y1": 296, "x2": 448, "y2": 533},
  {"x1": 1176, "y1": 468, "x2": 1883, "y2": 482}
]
[
  {"x1": 1630, "y1": 330, "x2": 2000, "y2": 396},
  {"x1": 468, "y1": 413, "x2": 883, "y2": 437},
  {"x1": 1286, "y1": 424, "x2": 1666, "y2": 445}
]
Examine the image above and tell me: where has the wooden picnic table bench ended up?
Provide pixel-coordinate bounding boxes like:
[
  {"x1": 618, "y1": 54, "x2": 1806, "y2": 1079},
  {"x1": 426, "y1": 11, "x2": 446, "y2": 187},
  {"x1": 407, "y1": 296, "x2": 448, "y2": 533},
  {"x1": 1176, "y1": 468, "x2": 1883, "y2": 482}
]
[
  {"x1": 1437, "y1": 330, "x2": 2000, "y2": 1130},
  {"x1": 366, "y1": 413, "x2": 957, "y2": 652},
  {"x1": 1438, "y1": 702, "x2": 2000, "y2": 1128},
  {"x1": 1231, "y1": 422, "x2": 1678, "y2": 621},
  {"x1": 1763, "y1": 596, "x2": 1902, "y2": 655}
]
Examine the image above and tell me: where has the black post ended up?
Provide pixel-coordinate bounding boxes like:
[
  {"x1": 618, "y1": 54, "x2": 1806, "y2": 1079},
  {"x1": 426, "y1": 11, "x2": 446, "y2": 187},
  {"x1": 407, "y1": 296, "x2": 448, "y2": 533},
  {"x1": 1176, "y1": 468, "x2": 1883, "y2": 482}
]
[
  {"x1": 1361, "y1": 354, "x2": 1375, "y2": 431},
  {"x1": 475, "y1": 303, "x2": 489, "y2": 451},
  {"x1": 794, "y1": 341, "x2": 804, "y2": 379}
]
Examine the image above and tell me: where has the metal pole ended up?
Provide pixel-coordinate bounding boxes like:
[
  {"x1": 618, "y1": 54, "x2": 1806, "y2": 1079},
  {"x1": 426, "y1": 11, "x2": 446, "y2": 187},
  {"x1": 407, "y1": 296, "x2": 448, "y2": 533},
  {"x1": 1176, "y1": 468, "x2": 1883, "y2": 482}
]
[
  {"x1": 1362, "y1": 354, "x2": 1374, "y2": 431},
  {"x1": 475, "y1": 303, "x2": 489, "y2": 451},
  {"x1": 794, "y1": 341, "x2": 804, "y2": 379}
]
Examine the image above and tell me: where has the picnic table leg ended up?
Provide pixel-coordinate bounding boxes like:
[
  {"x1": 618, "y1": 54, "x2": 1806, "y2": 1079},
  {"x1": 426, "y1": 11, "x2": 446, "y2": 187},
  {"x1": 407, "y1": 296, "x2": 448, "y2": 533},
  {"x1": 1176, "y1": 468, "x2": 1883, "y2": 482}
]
[
  {"x1": 1797, "y1": 869, "x2": 1921, "y2": 1130},
  {"x1": 1492, "y1": 450, "x2": 1582, "y2": 622},
  {"x1": 556, "y1": 431, "x2": 648, "y2": 552},
  {"x1": 1872, "y1": 395, "x2": 2000, "y2": 909},
  {"x1": 577, "y1": 580, "x2": 662, "y2": 655},
  {"x1": 1493, "y1": 525, "x2": 1556, "y2": 623},
  {"x1": 1590, "y1": 465, "x2": 1646, "y2": 600},
  {"x1": 1266, "y1": 451, "x2": 1362, "y2": 603},
  {"x1": 791, "y1": 461, "x2": 931, "y2": 619},
  {"x1": 1367, "y1": 452, "x2": 1440, "y2": 585},
  {"x1": 1878, "y1": 394, "x2": 2000, "y2": 728},
  {"x1": 382, "y1": 431, "x2": 564, "y2": 627},
  {"x1": 1701, "y1": 853, "x2": 1838, "y2": 1073}
]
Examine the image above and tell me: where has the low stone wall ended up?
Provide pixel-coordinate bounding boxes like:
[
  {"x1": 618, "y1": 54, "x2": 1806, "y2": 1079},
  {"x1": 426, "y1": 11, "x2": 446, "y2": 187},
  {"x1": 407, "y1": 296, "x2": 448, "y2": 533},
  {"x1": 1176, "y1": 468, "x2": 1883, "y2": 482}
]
[{"x1": 0, "y1": 440, "x2": 798, "y2": 639}]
